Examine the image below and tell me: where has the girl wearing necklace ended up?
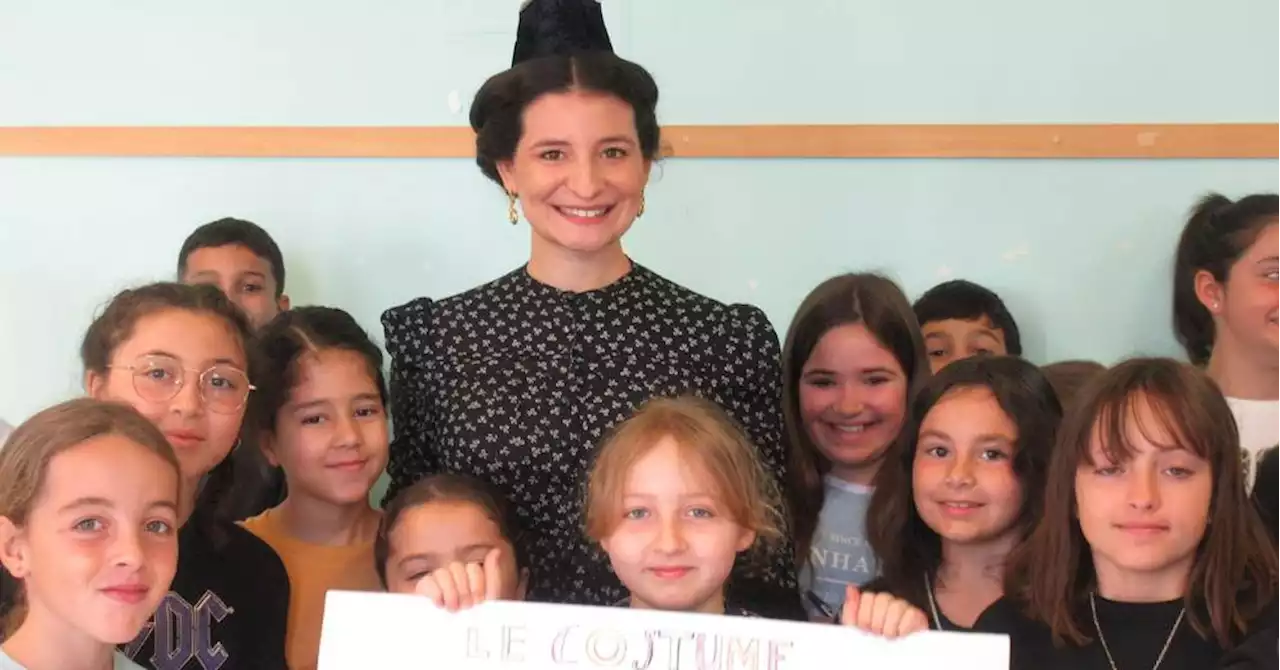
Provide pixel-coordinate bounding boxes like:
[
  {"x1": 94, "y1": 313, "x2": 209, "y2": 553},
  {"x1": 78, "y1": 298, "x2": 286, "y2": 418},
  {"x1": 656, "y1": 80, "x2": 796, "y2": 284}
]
[
  {"x1": 861, "y1": 356, "x2": 1061, "y2": 630},
  {"x1": 977, "y1": 358, "x2": 1278, "y2": 670}
]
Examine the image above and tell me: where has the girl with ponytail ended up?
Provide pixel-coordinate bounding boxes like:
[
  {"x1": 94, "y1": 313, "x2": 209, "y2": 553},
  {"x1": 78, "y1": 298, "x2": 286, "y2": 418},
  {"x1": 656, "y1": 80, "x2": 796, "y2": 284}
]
[{"x1": 1172, "y1": 192, "x2": 1278, "y2": 489}]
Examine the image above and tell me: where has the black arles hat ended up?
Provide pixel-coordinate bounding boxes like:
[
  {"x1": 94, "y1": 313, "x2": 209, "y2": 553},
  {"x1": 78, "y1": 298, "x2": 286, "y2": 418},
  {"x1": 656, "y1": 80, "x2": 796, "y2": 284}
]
[{"x1": 512, "y1": 0, "x2": 614, "y2": 66}]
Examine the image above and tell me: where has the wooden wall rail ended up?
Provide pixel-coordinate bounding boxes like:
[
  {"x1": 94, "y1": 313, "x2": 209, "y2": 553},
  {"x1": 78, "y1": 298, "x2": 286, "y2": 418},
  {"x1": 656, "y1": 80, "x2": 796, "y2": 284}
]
[{"x1": 0, "y1": 124, "x2": 1274, "y2": 158}]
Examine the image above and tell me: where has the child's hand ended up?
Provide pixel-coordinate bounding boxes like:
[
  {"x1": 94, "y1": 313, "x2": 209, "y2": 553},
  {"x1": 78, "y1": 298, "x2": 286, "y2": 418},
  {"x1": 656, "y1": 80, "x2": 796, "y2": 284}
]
[
  {"x1": 839, "y1": 584, "x2": 929, "y2": 639},
  {"x1": 414, "y1": 548, "x2": 507, "y2": 612}
]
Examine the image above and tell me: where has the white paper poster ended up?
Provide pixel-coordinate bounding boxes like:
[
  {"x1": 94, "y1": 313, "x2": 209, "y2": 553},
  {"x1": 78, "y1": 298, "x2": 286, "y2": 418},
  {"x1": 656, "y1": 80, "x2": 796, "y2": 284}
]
[{"x1": 318, "y1": 591, "x2": 1009, "y2": 670}]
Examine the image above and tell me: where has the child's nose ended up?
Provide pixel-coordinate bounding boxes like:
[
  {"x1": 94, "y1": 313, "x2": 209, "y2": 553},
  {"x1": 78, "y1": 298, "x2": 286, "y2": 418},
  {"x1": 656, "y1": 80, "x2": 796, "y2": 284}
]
[
  {"x1": 113, "y1": 526, "x2": 145, "y2": 568},
  {"x1": 332, "y1": 414, "x2": 362, "y2": 448},
  {"x1": 169, "y1": 375, "x2": 204, "y2": 416},
  {"x1": 654, "y1": 517, "x2": 688, "y2": 553},
  {"x1": 945, "y1": 455, "x2": 977, "y2": 487},
  {"x1": 836, "y1": 386, "x2": 864, "y2": 415}
]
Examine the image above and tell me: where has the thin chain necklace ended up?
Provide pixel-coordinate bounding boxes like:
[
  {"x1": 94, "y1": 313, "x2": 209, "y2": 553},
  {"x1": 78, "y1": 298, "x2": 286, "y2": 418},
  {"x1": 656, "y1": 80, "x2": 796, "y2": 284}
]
[
  {"x1": 1089, "y1": 592, "x2": 1184, "y2": 670},
  {"x1": 924, "y1": 572, "x2": 945, "y2": 631}
]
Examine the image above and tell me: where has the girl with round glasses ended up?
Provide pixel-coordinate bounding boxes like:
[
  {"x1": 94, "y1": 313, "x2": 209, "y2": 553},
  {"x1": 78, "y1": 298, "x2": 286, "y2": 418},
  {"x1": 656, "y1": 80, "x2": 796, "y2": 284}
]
[{"x1": 81, "y1": 282, "x2": 289, "y2": 670}]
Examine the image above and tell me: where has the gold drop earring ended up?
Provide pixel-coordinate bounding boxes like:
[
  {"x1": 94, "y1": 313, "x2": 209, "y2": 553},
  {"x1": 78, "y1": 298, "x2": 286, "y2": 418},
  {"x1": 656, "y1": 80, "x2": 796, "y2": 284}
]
[
  {"x1": 507, "y1": 191, "x2": 519, "y2": 225},
  {"x1": 637, "y1": 191, "x2": 646, "y2": 218}
]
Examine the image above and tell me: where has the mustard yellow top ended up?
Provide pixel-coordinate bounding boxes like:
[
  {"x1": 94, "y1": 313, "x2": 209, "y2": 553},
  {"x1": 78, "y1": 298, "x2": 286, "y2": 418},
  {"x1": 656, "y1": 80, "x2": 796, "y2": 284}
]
[{"x1": 242, "y1": 508, "x2": 382, "y2": 670}]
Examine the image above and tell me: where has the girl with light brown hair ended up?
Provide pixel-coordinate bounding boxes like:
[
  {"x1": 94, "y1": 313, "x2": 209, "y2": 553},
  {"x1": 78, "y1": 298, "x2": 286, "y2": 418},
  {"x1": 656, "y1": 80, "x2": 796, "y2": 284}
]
[{"x1": 0, "y1": 398, "x2": 181, "y2": 670}]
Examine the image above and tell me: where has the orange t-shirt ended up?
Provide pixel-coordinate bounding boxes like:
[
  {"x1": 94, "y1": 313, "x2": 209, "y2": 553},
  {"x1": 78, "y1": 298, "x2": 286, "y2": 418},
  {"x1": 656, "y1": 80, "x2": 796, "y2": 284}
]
[{"x1": 242, "y1": 508, "x2": 382, "y2": 670}]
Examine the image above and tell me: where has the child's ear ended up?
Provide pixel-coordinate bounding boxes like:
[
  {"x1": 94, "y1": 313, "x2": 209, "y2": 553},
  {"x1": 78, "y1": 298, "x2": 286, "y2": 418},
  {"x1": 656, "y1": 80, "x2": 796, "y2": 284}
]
[
  {"x1": 1194, "y1": 269, "x2": 1226, "y2": 316},
  {"x1": 735, "y1": 528, "x2": 757, "y2": 554},
  {"x1": 258, "y1": 430, "x2": 281, "y2": 468},
  {"x1": 514, "y1": 567, "x2": 530, "y2": 601},
  {"x1": 277, "y1": 294, "x2": 291, "y2": 313},
  {"x1": 83, "y1": 369, "x2": 106, "y2": 398},
  {"x1": 0, "y1": 516, "x2": 31, "y2": 579}
]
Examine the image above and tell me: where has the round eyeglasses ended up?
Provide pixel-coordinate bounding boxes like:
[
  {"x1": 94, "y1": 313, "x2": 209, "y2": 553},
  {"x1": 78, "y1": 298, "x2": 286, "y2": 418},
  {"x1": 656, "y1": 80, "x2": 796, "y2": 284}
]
[{"x1": 108, "y1": 354, "x2": 254, "y2": 415}]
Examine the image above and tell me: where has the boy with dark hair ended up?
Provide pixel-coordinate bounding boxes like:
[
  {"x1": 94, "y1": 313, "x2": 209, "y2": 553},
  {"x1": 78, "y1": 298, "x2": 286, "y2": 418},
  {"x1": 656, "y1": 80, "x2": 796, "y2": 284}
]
[
  {"x1": 913, "y1": 279, "x2": 1022, "y2": 373},
  {"x1": 178, "y1": 217, "x2": 290, "y2": 331}
]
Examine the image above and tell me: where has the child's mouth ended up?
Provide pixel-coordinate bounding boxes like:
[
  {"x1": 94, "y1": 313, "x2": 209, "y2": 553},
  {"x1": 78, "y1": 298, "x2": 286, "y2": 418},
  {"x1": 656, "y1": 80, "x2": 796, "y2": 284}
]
[
  {"x1": 102, "y1": 584, "x2": 149, "y2": 604},
  {"x1": 647, "y1": 566, "x2": 693, "y2": 580}
]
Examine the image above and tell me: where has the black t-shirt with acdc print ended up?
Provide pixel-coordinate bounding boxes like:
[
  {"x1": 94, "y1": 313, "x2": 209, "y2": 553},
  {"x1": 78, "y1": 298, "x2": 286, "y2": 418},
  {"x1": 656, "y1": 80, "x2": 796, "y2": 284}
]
[{"x1": 121, "y1": 510, "x2": 290, "y2": 670}]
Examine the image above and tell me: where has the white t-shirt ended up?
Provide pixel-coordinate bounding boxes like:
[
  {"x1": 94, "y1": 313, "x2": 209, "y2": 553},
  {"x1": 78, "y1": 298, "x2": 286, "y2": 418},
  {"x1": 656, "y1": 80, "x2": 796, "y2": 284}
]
[
  {"x1": 1226, "y1": 397, "x2": 1279, "y2": 491},
  {"x1": 0, "y1": 649, "x2": 143, "y2": 669}
]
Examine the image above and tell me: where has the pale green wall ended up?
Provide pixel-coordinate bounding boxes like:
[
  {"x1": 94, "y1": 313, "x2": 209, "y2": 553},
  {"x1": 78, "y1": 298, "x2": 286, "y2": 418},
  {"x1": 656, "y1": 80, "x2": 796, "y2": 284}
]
[{"x1": 1, "y1": 0, "x2": 1277, "y2": 432}]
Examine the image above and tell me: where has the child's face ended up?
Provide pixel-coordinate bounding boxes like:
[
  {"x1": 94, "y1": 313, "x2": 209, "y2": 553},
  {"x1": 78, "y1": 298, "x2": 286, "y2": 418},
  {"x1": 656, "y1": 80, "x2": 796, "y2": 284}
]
[
  {"x1": 384, "y1": 501, "x2": 526, "y2": 599},
  {"x1": 265, "y1": 349, "x2": 388, "y2": 507},
  {"x1": 86, "y1": 309, "x2": 247, "y2": 486},
  {"x1": 1074, "y1": 398, "x2": 1212, "y2": 593},
  {"x1": 799, "y1": 323, "x2": 909, "y2": 485},
  {"x1": 598, "y1": 438, "x2": 755, "y2": 614},
  {"x1": 922, "y1": 317, "x2": 1007, "y2": 374},
  {"x1": 913, "y1": 387, "x2": 1023, "y2": 547},
  {"x1": 0, "y1": 434, "x2": 178, "y2": 644},
  {"x1": 1213, "y1": 222, "x2": 1278, "y2": 360},
  {"x1": 182, "y1": 244, "x2": 288, "y2": 331}
]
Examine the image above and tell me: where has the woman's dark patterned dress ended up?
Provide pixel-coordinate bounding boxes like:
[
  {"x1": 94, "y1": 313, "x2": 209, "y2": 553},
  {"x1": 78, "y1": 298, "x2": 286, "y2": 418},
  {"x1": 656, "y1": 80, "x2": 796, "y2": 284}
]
[{"x1": 381, "y1": 262, "x2": 801, "y2": 619}]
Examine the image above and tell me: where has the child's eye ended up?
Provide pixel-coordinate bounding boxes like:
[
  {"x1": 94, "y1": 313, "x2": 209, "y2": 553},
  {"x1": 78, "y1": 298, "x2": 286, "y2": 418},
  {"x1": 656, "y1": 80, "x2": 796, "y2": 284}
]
[
  {"x1": 301, "y1": 415, "x2": 326, "y2": 426},
  {"x1": 924, "y1": 446, "x2": 949, "y2": 458},
  {"x1": 623, "y1": 508, "x2": 648, "y2": 520},
  {"x1": 865, "y1": 376, "x2": 890, "y2": 386},
  {"x1": 981, "y1": 449, "x2": 1009, "y2": 461},
  {"x1": 143, "y1": 367, "x2": 173, "y2": 382},
  {"x1": 803, "y1": 377, "x2": 836, "y2": 389},
  {"x1": 241, "y1": 283, "x2": 263, "y2": 294},
  {"x1": 145, "y1": 519, "x2": 174, "y2": 535},
  {"x1": 354, "y1": 406, "x2": 382, "y2": 419},
  {"x1": 686, "y1": 507, "x2": 715, "y2": 519},
  {"x1": 927, "y1": 349, "x2": 947, "y2": 358},
  {"x1": 207, "y1": 374, "x2": 238, "y2": 391},
  {"x1": 602, "y1": 146, "x2": 628, "y2": 159},
  {"x1": 539, "y1": 149, "x2": 565, "y2": 161},
  {"x1": 1165, "y1": 466, "x2": 1196, "y2": 478},
  {"x1": 1094, "y1": 465, "x2": 1123, "y2": 477},
  {"x1": 73, "y1": 518, "x2": 105, "y2": 533}
]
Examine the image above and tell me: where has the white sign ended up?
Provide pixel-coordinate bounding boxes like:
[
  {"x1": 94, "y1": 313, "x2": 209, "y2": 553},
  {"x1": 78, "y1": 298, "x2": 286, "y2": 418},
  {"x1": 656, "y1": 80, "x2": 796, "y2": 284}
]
[{"x1": 317, "y1": 591, "x2": 1009, "y2": 670}]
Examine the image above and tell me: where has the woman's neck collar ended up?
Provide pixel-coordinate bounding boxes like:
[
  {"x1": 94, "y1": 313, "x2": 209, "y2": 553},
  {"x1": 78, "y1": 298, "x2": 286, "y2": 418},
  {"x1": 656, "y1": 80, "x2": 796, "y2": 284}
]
[
  {"x1": 526, "y1": 239, "x2": 631, "y2": 293},
  {"x1": 1207, "y1": 341, "x2": 1279, "y2": 400}
]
